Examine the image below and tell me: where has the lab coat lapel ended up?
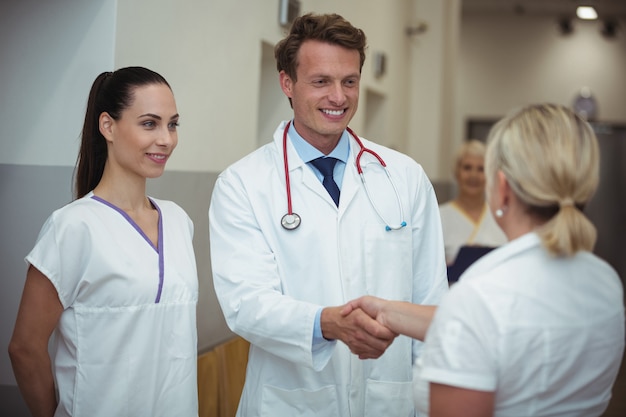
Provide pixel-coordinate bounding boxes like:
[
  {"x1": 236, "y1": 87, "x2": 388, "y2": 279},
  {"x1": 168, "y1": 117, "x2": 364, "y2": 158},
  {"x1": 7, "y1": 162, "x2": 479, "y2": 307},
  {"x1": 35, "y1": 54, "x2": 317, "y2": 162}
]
[
  {"x1": 275, "y1": 123, "x2": 333, "y2": 205},
  {"x1": 337, "y1": 143, "x2": 360, "y2": 215},
  {"x1": 300, "y1": 163, "x2": 338, "y2": 206}
]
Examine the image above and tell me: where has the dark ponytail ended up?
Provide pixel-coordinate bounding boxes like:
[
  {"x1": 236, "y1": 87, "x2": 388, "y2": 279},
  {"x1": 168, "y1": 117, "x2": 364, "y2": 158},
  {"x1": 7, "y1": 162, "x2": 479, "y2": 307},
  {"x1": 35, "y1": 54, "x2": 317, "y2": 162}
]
[{"x1": 73, "y1": 67, "x2": 171, "y2": 198}]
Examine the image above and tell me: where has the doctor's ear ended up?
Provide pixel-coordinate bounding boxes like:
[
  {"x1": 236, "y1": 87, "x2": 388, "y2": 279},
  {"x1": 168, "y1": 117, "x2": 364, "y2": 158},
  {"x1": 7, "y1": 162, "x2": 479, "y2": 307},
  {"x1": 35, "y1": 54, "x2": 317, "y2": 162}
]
[
  {"x1": 279, "y1": 71, "x2": 294, "y2": 99},
  {"x1": 99, "y1": 112, "x2": 115, "y2": 142}
]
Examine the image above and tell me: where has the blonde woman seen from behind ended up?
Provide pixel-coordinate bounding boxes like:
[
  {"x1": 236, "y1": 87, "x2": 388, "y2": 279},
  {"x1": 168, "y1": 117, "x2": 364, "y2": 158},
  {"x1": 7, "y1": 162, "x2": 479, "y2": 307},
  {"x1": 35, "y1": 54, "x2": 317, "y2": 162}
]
[
  {"x1": 345, "y1": 103, "x2": 625, "y2": 416},
  {"x1": 419, "y1": 103, "x2": 624, "y2": 416}
]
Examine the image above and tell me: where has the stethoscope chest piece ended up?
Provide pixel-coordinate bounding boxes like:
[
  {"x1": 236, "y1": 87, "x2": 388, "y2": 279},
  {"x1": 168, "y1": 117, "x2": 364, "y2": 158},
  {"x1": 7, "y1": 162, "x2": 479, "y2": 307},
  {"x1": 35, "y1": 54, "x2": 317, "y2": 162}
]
[{"x1": 281, "y1": 212, "x2": 301, "y2": 230}]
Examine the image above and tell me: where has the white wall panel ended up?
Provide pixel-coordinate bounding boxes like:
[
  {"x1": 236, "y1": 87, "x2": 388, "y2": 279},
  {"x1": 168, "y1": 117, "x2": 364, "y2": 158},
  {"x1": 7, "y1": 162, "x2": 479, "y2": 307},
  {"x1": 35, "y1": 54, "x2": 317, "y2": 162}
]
[{"x1": 0, "y1": 0, "x2": 116, "y2": 166}]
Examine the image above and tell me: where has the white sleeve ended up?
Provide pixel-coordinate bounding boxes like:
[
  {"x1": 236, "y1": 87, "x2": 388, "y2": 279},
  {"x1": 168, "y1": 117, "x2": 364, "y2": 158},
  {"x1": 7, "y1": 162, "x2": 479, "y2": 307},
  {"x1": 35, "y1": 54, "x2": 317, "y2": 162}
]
[
  {"x1": 418, "y1": 281, "x2": 499, "y2": 392},
  {"x1": 25, "y1": 210, "x2": 92, "y2": 309}
]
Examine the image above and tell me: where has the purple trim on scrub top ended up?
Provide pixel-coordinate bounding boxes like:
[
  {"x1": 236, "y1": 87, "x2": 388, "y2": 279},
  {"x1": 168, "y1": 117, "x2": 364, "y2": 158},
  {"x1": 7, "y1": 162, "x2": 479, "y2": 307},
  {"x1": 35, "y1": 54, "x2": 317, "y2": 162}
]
[
  {"x1": 149, "y1": 197, "x2": 165, "y2": 303},
  {"x1": 91, "y1": 195, "x2": 165, "y2": 303}
]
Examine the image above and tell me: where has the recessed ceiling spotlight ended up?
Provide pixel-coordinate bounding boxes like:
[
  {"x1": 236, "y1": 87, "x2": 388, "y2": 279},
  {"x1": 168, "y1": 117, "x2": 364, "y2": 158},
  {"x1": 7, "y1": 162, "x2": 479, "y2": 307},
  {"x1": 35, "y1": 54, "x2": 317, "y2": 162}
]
[{"x1": 576, "y1": 6, "x2": 598, "y2": 20}]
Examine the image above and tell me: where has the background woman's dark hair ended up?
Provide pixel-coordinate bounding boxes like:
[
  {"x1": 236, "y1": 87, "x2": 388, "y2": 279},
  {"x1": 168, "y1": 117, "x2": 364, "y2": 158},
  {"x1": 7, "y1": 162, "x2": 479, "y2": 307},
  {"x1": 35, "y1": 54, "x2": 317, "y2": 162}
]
[
  {"x1": 274, "y1": 13, "x2": 367, "y2": 82},
  {"x1": 74, "y1": 66, "x2": 171, "y2": 198}
]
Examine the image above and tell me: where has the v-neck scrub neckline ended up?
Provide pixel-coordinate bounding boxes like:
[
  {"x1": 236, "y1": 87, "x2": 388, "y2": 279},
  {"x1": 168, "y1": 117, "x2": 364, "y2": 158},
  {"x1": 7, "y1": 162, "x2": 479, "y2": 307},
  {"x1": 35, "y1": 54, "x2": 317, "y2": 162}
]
[
  {"x1": 91, "y1": 195, "x2": 165, "y2": 303},
  {"x1": 24, "y1": 192, "x2": 199, "y2": 416}
]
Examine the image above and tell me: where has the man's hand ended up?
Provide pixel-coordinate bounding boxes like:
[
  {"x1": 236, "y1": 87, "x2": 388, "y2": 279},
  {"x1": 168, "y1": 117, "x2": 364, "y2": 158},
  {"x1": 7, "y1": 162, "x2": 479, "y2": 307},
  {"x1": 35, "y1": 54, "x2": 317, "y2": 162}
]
[
  {"x1": 320, "y1": 305, "x2": 397, "y2": 359},
  {"x1": 341, "y1": 295, "x2": 387, "y2": 326},
  {"x1": 342, "y1": 296, "x2": 436, "y2": 341}
]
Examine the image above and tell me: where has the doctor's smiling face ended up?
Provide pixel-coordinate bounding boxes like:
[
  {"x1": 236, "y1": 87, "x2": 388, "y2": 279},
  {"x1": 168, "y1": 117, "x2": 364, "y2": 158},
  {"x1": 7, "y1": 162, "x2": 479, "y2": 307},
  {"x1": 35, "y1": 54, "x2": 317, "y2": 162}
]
[{"x1": 280, "y1": 40, "x2": 360, "y2": 154}]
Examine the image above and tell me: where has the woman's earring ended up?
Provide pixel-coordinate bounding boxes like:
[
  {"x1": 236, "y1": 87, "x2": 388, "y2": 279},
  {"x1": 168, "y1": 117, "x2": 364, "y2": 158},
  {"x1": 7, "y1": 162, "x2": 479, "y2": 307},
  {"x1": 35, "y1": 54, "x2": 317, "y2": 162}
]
[{"x1": 495, "y1": 208, "x2": 504, "y2": 218}]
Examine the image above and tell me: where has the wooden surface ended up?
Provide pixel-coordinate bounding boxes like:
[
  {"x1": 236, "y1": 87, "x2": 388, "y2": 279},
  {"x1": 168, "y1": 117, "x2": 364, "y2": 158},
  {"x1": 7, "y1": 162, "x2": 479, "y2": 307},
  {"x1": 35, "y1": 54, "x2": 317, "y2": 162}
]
[{"x1": 198, "y1": 337, "x2": 250, "y2": 417}]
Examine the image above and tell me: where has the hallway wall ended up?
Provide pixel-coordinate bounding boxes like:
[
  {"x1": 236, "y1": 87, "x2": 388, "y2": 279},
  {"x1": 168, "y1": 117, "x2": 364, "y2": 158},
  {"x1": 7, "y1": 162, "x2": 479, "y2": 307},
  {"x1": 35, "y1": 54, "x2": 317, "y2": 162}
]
[{"x1": 452, "y1": 11, "x2": 626, "y2": 177}]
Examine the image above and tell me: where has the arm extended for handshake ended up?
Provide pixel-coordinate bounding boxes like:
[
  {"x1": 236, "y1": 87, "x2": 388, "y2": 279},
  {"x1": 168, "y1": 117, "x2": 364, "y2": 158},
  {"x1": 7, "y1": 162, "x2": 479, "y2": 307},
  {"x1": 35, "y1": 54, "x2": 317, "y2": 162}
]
[{"x1": 341, "y1": 296, "x2": 437, "y2": 346}]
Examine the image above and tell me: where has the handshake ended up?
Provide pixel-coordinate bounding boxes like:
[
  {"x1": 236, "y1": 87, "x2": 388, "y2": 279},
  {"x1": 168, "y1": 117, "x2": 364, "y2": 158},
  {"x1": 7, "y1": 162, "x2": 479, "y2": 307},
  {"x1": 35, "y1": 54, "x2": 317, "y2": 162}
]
[{"x1": 321, "y1": 296, "x2": 436, "y2": 360}]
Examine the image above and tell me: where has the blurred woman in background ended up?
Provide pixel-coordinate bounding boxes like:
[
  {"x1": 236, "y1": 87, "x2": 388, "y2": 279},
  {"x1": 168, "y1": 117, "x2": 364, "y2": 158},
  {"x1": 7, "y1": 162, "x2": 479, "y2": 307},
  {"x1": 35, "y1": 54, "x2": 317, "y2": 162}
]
[{"x1": 440, "y1": 140, "x2": 507, "y2": 267}]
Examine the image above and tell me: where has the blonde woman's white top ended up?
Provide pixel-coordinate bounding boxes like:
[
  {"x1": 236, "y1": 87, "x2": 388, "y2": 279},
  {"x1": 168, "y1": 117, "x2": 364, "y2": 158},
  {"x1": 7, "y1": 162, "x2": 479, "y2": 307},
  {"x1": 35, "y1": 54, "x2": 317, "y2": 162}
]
[{"x1": 413, "y1": 232, "x2": 625, "y2": 417}]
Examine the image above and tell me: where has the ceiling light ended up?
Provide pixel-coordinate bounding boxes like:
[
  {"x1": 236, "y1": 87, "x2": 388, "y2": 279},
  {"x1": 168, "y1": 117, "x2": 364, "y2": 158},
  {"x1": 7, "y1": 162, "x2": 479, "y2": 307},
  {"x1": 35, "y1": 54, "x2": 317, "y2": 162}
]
[{"x1": 576, "y1": 6, "x2": 598, "y2": 20}]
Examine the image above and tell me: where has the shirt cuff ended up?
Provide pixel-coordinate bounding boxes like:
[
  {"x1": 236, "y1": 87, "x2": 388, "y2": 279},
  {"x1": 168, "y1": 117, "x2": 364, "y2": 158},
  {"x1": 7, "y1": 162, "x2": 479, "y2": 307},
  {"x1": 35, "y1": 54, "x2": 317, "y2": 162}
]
[
  {"x1": 312, "y1": 307, "x2": 336, "y2": 370},
  {"x1": 313, "y1": 307, "x2": 325, "y2": 346}
]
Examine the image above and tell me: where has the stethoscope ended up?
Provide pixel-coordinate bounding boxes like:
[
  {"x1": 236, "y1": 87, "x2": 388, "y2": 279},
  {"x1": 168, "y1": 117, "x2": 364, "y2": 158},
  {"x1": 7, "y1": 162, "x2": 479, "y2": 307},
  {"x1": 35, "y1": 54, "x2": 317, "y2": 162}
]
[{"x1": 281, "y1": 120, "x2": 407, "y2": 231}]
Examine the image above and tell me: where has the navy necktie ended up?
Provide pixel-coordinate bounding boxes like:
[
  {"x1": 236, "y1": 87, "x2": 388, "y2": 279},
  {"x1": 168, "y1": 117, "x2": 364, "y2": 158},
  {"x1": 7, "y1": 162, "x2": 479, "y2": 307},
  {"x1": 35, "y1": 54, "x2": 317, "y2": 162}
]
[{"x1": 311, "y1": 157, "x2": 340, "y2": 206}]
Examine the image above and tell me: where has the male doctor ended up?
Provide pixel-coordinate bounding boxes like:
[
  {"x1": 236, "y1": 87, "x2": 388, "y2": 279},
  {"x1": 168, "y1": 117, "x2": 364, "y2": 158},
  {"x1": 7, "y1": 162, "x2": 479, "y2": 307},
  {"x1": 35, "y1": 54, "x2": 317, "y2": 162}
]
[{"x1": 209, "y1": 12, "x2": 448, "y2": 416}]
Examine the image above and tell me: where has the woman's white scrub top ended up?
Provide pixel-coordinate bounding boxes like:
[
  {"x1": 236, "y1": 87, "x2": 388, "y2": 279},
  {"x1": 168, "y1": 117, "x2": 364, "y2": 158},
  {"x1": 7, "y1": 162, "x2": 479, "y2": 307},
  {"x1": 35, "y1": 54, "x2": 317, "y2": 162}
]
[{"x1": 26, "y1": 192, "x2": 199, "y2": 417}]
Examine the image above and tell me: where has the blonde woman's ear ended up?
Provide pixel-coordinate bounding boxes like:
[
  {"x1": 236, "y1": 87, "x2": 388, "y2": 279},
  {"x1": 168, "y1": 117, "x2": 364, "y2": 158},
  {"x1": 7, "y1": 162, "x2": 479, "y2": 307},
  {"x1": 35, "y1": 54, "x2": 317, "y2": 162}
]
[{"x1": 494, "y1": 170, "x2": 510, "y2": 209}]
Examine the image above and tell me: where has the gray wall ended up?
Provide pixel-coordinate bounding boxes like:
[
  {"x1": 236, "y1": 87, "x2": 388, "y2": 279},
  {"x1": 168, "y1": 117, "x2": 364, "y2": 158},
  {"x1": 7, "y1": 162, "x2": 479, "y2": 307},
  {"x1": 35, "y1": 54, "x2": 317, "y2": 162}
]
[{"x1": 1, "y1": 165, "x2": 75, "y2": 408}]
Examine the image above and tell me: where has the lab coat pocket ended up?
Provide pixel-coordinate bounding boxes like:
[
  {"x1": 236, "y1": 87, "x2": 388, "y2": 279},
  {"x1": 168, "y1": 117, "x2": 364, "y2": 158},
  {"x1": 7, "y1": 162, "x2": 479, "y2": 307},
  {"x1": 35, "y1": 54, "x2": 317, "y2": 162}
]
[
  {"x1": 363, "y1": 224, "x2": 412, "y2": 299},
  {"x1": 261, "y1": 384, "x2": 338, "y2": 416},
  {"x1": 364, "y1": 379, "x2": 414, "y2": 417}
]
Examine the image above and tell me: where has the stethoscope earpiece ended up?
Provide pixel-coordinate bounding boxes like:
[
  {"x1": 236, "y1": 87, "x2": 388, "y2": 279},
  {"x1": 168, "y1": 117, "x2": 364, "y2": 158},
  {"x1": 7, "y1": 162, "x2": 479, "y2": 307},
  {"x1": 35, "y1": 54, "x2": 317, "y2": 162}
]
[{"x1": 385, "y1": 221, "x2": 407, "y2": 232}]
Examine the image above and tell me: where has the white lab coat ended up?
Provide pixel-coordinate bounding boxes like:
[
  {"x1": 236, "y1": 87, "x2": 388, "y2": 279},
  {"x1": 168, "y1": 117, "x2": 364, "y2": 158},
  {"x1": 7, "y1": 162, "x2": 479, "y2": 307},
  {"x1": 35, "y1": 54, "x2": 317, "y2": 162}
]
[{"x1": 209, "y1": 121, "x2": 448, "y2": 417}]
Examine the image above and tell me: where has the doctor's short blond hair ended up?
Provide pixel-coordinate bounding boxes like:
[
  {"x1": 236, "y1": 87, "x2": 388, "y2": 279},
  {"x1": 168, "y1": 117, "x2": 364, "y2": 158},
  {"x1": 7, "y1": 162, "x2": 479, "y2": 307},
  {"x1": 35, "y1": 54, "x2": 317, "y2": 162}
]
[{"x1": 485, "y1": 103, "x2": 600, "y2": 257}]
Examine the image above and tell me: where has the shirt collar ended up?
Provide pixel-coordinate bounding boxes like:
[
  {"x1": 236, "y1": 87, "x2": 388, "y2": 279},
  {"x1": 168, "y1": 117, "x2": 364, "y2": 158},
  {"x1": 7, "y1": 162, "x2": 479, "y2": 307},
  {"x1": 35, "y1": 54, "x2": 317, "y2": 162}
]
[{"x1": 287, "y1": 120, "x2": 350, "y2": 164}]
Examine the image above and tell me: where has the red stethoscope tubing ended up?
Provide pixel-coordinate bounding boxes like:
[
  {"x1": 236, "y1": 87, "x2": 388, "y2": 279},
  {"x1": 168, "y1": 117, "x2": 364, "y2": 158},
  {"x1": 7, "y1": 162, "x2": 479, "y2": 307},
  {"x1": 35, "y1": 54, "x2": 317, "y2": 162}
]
[
  {"x1": 282, "y1": 121, "x2": 406, "y2": 231},
  {"x1": 283, "y1": 121, "x2": 385, "y2": 214},
  {"x1": 283, "y1": 121, "x2": 295, "y2": 216},
  {"x1": 349, "y1": 126, "x2": 386, "y2": 173}
]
